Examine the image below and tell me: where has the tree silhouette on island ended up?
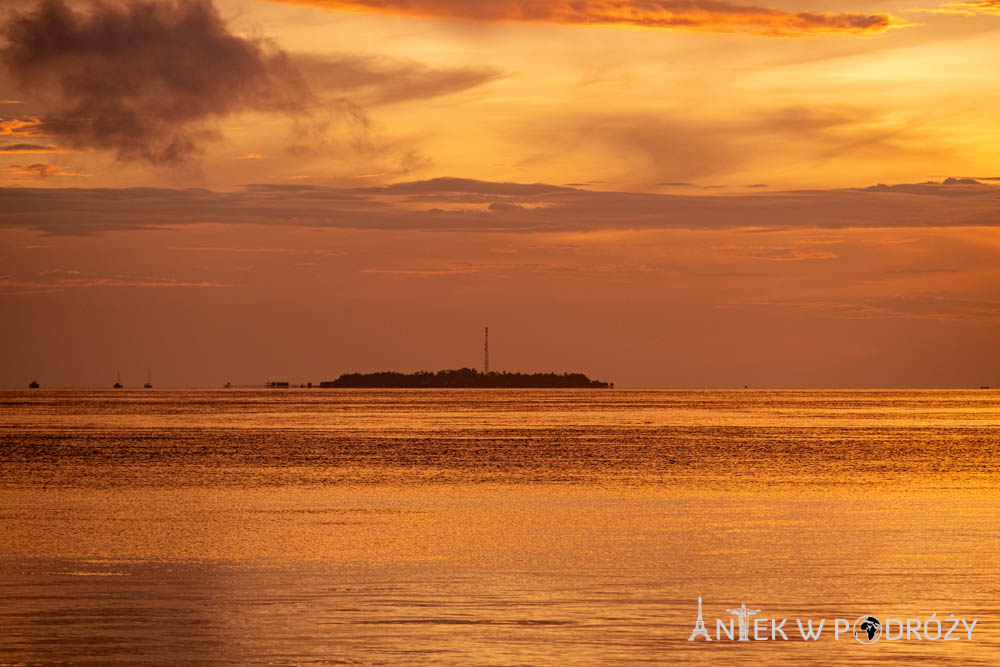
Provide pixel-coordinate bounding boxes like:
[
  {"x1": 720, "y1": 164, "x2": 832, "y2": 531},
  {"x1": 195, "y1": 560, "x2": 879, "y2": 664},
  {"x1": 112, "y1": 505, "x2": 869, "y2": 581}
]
[{"x1": 319, "y1": 368, "x2": 612, "y2": 388}]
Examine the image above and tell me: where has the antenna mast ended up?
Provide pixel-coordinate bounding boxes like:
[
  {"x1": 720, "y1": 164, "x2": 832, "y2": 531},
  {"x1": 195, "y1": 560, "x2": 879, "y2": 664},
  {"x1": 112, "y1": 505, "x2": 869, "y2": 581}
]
[{"x1": 484, "y1": 326, "x2": 489, "y2": 374}]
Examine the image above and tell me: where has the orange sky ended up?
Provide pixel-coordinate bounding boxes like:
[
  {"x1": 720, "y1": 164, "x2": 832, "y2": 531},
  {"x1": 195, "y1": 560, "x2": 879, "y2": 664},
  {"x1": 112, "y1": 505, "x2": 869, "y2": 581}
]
[{"x1": 1, "y1": 0, "x2": 999, "y2": 387}]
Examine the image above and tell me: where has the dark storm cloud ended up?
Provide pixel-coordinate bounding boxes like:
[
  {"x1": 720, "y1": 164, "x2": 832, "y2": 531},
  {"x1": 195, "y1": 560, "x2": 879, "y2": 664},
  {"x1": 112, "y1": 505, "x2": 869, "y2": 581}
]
[
  {"x1": 3, "y1": 177, "x2": 1000, "y2": 236},
  {"x1": 0, "y1": 0, "x2": 311, "y2": 164}
]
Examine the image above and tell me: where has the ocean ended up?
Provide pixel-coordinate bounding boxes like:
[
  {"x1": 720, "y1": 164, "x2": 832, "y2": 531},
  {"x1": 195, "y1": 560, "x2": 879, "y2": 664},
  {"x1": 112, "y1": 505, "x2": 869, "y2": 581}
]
[{"x1": 1, "y1": 389, "x2": 998, "y2": 664}]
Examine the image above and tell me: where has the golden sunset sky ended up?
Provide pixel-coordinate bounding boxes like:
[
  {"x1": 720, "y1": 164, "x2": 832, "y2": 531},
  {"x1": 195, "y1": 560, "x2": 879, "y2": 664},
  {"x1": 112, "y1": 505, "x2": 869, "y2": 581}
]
[{"x1": 1, "y1": 0, "x2": 999, "y2": 387}]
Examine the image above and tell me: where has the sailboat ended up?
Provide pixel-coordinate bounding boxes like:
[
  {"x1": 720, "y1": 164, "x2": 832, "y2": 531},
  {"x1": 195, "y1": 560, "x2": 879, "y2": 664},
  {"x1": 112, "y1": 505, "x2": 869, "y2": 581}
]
[
  {"x1": 144, "y1": 370, "x2": 153, "y2": 389},
  {"x1": 114, "y1": 370, "x2": 123, "y2": 389}
]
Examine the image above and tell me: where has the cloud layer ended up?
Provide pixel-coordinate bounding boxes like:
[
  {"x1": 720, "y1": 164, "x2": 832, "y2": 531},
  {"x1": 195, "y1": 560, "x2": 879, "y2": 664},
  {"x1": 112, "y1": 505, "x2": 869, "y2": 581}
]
[
  {"x1": 2, "y1": 177, "x2": 999, "y2": 235},
  {"x1": 1, "y1": 0, "x2": 311, "y2": 164},
  {"x1": 279, "y1": 0, "x2": 898, "y2": 37}
]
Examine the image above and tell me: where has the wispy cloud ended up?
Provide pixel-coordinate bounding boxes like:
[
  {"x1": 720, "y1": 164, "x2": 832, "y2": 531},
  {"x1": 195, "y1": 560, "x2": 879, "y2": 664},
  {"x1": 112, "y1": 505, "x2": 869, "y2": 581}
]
[
  {"x1": 512, "y1": 106, "x2": 947, "y2": 188},
  {"x1": 918, "y1": 1, "x2": 1000, "y2": 15},
  {"x1": 294, "y1": 53, "x2": 501, "y2": 105},
  {"x1": 276, "y1": 0, "x2": 901, "y2": 37},
  {"x1": 0, "y1": 269, "x2": 232, "y2": 295},
  {"x1": 723, "y1": 293, "x2": 1000, "y2": 322},
  {"x1": 360, "y1": 263, "x2": 497, "y2": 277},
  {"x1": 0, "y1": 142, "x2": 67, "y2": 153},
  {"x1": 0, "y1": 117, "x2": 45, "y2": 136},
  {"x1": 6, "y1": 162, "x2": 78, "y2": 178},
  {"x1": 170, "y1": 245, "x2": 345, "y2": 257}
]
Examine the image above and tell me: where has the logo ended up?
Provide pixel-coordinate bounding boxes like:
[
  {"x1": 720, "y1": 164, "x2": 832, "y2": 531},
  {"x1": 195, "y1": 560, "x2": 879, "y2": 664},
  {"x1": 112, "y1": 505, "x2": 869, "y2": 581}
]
[
  {"x1": 853, "y1": 616, "x2": 881, "y2": 644},
  {"x1": 688, "y1": 598, "x2": 977, "y2": 644}
]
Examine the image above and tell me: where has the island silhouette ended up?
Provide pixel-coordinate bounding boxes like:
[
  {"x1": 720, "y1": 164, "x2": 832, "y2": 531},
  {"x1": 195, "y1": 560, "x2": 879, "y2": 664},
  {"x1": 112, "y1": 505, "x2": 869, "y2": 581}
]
[{"x1": 319, "y1": 368, "x2": 611, "y2": 388}]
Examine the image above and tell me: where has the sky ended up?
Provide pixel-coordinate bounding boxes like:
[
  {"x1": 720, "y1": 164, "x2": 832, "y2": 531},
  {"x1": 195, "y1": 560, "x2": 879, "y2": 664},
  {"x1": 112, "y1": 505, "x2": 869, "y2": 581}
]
[{"x1": 1, "y1": 0, "x2": 999, "y2": 388}]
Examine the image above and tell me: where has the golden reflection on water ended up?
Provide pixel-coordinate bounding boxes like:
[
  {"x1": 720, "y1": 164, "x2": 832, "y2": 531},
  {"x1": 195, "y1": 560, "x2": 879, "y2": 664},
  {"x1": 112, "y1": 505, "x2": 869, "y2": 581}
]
[{"x1": 1, "y1": 390, "x2": 999, "y2": 663}]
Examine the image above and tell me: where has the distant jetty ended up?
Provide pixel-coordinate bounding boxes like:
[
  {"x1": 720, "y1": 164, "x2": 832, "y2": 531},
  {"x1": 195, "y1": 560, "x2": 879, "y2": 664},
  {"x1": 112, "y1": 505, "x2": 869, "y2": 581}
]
[{"x1": 319, "y1": 368, "x2": 612, "y2": 389}]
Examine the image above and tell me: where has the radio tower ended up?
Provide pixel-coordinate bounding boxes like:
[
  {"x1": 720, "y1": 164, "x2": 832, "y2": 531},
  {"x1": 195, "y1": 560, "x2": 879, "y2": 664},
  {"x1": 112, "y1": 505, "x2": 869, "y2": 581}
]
[{"x1": 484, "y1": 326, "x2": 489, "y2": 374}]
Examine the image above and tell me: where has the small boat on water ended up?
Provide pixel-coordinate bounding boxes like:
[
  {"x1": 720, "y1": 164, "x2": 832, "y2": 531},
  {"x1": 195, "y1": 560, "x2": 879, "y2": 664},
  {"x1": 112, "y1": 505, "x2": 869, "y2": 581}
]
[
  {"x1": 144, "y1": 370, "x2": 153, "y2": 389},
  {"x1": 29, "y1": 380, "x2": 39, "y2": 389},
  {"x1": 114, "y1": 370, "x2": 123, "y2": 389}
]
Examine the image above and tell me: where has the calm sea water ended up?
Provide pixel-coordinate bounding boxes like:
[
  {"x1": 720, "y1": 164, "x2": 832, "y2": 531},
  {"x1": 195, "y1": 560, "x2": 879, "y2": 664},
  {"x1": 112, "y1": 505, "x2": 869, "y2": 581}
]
[{"x1": 1, "y1": 389, "x2": 999, "y2": 664}]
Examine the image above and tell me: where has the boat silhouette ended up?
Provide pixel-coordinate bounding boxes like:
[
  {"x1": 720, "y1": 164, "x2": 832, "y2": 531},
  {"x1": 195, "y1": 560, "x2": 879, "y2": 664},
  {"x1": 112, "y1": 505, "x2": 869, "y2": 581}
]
[
  {"x1": 29, "y1": 380, "x2": 39, "y2": 389},
  {"x1": 114, "y1": 370, "x2": 123, "y2": 389},
  {"x1": 144, "y1": 370, "x2": 152, "y2": 389}
]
